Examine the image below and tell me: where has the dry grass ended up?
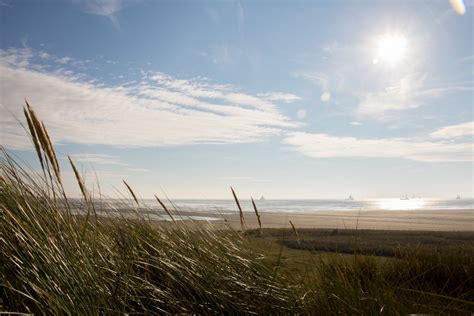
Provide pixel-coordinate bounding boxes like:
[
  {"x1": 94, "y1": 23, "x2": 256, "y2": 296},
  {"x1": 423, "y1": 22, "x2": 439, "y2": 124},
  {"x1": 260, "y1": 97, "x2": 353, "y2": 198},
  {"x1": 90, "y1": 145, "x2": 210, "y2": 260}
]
[
  {"x1": 289, "y1": 220, "x2": 301, "y2": 246},
  {"x1": 1, "y1": 100, "x2": 473, "y2": 314},
  {"x1": 231, "y1": 186, "x2": 246, "y2": 232},
  {"x1": 251, "y1": 197, "x2": 263, "y2": 236}
]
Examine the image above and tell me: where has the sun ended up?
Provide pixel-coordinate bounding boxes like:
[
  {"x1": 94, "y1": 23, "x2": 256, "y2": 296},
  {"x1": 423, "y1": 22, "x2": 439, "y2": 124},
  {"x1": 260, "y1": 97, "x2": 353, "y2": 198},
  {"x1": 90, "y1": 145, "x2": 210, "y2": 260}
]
[{"x1": 373, "y1": 34, "x2": 408, "y2": 66}]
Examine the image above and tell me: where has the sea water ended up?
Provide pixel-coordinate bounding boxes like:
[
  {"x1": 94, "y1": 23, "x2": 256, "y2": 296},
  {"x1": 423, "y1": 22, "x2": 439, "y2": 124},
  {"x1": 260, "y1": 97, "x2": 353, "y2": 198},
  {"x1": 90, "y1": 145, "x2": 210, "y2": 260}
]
[{"x1": 142, "y1": 198, "x2": 474, "y2": 214}]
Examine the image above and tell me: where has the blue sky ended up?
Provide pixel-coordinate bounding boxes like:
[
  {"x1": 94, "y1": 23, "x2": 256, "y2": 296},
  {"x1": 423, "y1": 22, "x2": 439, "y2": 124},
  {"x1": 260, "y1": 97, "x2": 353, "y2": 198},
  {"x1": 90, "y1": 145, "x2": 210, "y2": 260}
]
[{"x1": 0, "y1": 0, "x2": 473, "y2": 199}]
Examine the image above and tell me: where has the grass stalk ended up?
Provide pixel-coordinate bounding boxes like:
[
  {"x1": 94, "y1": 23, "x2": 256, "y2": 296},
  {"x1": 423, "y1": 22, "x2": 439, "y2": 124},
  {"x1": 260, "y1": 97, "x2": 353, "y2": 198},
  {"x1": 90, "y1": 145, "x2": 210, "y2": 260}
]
[
  {"x1": 251, "y1": 197, "x2": 262, "y2": 236},
  {"x1": 230, "y1": 186, "x2": 246, "y2": 232}
]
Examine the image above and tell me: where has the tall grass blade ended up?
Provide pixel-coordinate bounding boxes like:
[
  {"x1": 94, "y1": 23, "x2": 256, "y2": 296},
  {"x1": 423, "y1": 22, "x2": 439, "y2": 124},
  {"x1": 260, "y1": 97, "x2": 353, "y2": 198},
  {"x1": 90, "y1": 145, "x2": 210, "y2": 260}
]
[
  {"x1": 123, "y1": 180, "x2": 139, "y2": 206},
  {"x1": 23, "y1": 106, "x2": 44, "y2": 173},
  {"x1": 231, "y1": 186, "x2": 245, "y2": 232},
  {"x1": 24, "y1": 100, "x2": 61, "y2": 185},
  {"x1": 68, "y1": 156, "x2": 91, "y2": 239},
  {"x1": 289, "y1": 220, "x2": 300, "y2": 246},
  {"x1": 251, "y1": 197, "x2": 262, "y2": 236},
  {"x1": 154, "y1": 194, "x2": 176, "y2": 224}
]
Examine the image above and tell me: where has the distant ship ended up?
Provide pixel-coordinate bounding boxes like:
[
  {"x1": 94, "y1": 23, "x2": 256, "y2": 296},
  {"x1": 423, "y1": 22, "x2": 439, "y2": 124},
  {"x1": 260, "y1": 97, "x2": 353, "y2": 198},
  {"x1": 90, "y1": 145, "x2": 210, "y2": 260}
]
[
  {"x1": 400, "y1": 195, "x2": 409, "y2": 200},
  {"x1": 456, "y1": 195, "x2": 461, "y2": 200},
  {"x1": 260, "y1": 196, "x2": 266, "y2": 201},
  {"x1": 346, "y1": 195, "x2": 354, "y2": 201}
]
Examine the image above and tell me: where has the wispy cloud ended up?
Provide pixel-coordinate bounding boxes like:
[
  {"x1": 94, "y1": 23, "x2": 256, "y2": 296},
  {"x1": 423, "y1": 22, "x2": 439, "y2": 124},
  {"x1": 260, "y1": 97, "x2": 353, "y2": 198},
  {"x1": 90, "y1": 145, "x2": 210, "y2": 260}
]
[
  {"x1": 0, "y1": 48, "x2": 299, "y2": 150},
  {"x1": 0, "y1": 0, "x2": 13, "y2": 7},
  {"x1": 294, "y1": 71, "x2": 329, "y2": 91},
  {"x1": 148, "y1": 72, "x2": 297, "y2": 114},
  {"x1": 357, "y1": 74, "x2": 473, "y2": 118},
  {"x1": 293, "y1": 71, "x2": 341, "y2": 104},
  {"x1": 283, "y1": 132, "x2": 472, "y2": 162},
  {"x1": 75, "y1": 0, "x2": 138, "y2": 28},
  {"x1": 430, "y1": 121, "x2": 474, "y2": 139},
  {"x1": 56, "y1": 56, "x2": 74, "y2": 65},
  {"x1": 69, "y1": 153, "x2": 128, "y2": 166},
  {"x1": 257, "y1": 92, "x2": 301, "y2": 103},
  {"x1": 0, "y1": 47, "x2": 32, "y2": 68}
]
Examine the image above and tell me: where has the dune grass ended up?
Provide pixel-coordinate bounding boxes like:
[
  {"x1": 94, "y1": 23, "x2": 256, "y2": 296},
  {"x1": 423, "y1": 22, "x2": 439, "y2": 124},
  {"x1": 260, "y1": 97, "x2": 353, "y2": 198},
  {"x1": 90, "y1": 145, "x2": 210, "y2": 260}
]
[
  {"x1": 245, "y1": 228, "x2": 474, "y2": 314},
  {"x1": 0, "y1": 101, "x2": 473, "y2": 314}
]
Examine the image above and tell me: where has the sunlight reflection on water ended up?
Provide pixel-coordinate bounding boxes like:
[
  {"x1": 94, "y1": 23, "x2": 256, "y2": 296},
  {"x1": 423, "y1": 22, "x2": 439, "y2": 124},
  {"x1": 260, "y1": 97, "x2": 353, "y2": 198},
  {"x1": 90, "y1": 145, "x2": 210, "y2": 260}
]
[{"x1": 373, "y1": 198, "x2": 428, "y2": 210}]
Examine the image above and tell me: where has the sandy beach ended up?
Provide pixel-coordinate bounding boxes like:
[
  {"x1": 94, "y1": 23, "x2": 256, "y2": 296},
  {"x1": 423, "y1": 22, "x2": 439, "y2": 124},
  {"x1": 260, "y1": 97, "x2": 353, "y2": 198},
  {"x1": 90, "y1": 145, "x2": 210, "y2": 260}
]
[{"x1": 194, "y1": 209, "x2": 474, "y2": 231}]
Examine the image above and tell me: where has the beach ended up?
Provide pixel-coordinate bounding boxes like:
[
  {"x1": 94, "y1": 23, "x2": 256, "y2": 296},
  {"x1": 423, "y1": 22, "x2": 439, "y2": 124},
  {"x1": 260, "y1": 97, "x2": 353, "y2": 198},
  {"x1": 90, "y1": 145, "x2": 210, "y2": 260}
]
[{"x1": 198, "y1": 208, "x2": 474, "y2": 231}]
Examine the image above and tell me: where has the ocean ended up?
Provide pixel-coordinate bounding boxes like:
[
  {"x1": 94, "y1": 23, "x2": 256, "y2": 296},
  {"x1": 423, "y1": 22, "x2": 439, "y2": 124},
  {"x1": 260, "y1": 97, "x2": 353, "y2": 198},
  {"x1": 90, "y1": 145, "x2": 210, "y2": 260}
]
[{"x1": 142, "y1": 198, "x2": 474, "y2": 214}]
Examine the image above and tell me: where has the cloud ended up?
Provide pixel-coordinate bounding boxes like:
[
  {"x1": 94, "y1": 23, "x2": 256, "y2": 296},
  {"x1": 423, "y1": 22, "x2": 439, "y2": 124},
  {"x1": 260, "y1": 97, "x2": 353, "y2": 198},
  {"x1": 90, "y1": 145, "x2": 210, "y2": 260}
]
[
  {"x1": 430, "y1": 121, "x2": 474, "y2": 139},
  {"x1": 350, "y1": 122, "x2": 362, "y2": 126},
  {"x1": 257, "y1": 92, "x2": 301, "y2": 103},
  {"x1": 39, "y1": 52, "x2": 50, "y2": 60},
  {"x1": 294, "y1": 72, "x2": 329, "y2": 91},
  {"x1": 294, "y1": 70, "x2": 346, "y2": 92},
  {"x1": 83, "y1": 0, "x2": 125, "y2": 16},
  {"x1": 0, "y1": 0, "x2": 13, "y2": 7},
  {"x1": 56, "y1": 56, "x2": 74, "y2": 65},
  {"x1": 148, "y1": 72, "x2": 299, "y2": 113},
  {"x1": 282, "y1": 132, "x2": 472, "y2": 162},
  {"x1": 0, "y1": 47, "x2": 33, "y2": 68},
  {"x1": 76, "y1": 0, "x2": 138, "y2": 28},
  {"x1": 69, "y1": 153, "x2": 128, "y2": 166},
  {"x1": 357, "y1": 74, "x2": 473, "y2": 117},
  {"x1": 0, "y1": 48, "x2": 298, "y2": 150}
]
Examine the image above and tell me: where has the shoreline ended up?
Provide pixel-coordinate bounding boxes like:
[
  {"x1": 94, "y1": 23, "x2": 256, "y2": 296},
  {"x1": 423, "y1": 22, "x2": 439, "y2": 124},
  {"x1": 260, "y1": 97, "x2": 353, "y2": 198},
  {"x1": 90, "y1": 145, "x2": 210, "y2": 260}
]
[{"x1": 173, "y1": 208, "x2": 474, "y2": 231}]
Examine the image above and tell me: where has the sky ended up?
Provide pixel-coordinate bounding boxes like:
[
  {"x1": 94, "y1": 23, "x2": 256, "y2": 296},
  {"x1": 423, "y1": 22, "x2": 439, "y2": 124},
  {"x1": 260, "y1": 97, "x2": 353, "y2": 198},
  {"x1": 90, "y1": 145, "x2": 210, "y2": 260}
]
[{"x1": 0, "y1": 0, "x2": 473, "y2": 199}]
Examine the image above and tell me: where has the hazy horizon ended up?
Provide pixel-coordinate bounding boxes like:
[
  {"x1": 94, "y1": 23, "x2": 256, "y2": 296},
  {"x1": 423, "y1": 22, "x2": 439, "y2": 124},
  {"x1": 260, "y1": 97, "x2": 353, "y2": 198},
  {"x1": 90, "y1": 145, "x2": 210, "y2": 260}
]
[{"x1": 1, "y1": 0, "x2": 473, "y2": 200}]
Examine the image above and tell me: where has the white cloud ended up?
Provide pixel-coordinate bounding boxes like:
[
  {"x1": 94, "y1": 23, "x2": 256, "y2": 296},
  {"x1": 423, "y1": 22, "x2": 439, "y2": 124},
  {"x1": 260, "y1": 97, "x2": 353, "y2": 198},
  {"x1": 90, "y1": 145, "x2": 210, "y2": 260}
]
[
  {"x1": 39, "y1": 52, "x2": 50, "y2": 60},
  {"x1": 257, "y1": 92, "x2": 301, "y2": 103},
  {"x1": 350, "y1": 121, "x2": 362, "y2": 126},
  {"x1": 79, "y1": 0, "x2": 138, "y2": 17},
  {"x1": 283, "y1": 132, "x2": 473, "y2": 162},
  {"x1": 56, "y1": 56, "x2": 74, "y2": 65},
  {"x1": 0, "y1": 48, "x2": 298, "y2": 150},
  {"x1": 0, "y1": 47, "x2": 32, "y2": 68},
  {"x1": 431, "y1": 121, "x2": 474, "y2": 139},
  {"x1": 69, "y1": 154, "x2": 128, "y2": 166},
  {"x1": 76, "y1": 0, "x2": 139, "y2": 28},
  {"x1": 148, "y1": 72, "x2": 299, "y2": 113},
  {"x1": 294, "y1": 70, "x2": 345, "y2": 93},
  {"x1": 357, "y1": 74, "x2": 473, "y2": 117},
  {"x1": 295, "y1": 71, "x2": 329, "y2": 90}
]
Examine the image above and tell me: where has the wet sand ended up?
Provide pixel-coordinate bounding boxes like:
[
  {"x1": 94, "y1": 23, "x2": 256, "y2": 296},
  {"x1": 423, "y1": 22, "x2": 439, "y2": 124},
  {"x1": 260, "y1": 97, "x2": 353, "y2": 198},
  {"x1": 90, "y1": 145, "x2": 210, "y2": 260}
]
[{"x1": 187, "y1": 209, "x2": 474, "y2": 231}]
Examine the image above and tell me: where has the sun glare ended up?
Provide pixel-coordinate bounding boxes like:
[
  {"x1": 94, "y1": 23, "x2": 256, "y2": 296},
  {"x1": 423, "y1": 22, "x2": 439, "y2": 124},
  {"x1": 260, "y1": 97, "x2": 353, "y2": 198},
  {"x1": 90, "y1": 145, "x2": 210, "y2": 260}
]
[
  {"x1": 374, "y1": 34, "x2": 408, "y2": 65},
  {"x1": 375, "y1": 198, "x2": 427, "y2": 211}
]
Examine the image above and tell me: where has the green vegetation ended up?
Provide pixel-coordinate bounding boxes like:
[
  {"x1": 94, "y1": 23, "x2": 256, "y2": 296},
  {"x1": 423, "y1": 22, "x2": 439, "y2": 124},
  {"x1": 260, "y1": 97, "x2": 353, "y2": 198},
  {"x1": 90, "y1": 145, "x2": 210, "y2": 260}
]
[
  {"x1": 245, "y1": 228, "x2": 474, "y2": 314},
  {"x1": 0, "y1": 102, "x2": 473, "y2": 314}
]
